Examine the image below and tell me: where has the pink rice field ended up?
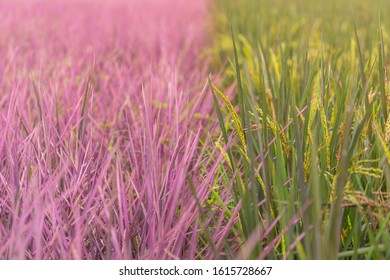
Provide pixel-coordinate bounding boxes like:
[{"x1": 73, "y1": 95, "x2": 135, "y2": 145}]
[
  {"x1": 3, "y1": 0, "x2": 388, "y2": 261},
  {"x1": 0, "y1": 0, "x2": 233, "y2": 259}
]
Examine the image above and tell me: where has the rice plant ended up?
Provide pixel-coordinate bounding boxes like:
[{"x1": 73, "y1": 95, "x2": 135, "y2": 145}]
[
  {"x1": 0, "y1": 0, "x2": 389, "y2": 260},
  {"x1": 0, "y1": 0, "x2": 229, "y2": 259},
  {"x1": 209, "y1": 0, "x2": 390, "y2": 259}
]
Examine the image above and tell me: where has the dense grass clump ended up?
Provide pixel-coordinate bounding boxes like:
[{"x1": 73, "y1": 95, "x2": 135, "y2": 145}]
[{"x1": 209, "y1": 0, "x2": 390, "y2": 259}]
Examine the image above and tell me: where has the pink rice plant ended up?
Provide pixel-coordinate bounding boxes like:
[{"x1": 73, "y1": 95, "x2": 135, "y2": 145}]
[{"x1": 0, "y1": 0, "x2": 237, "y2": 259}]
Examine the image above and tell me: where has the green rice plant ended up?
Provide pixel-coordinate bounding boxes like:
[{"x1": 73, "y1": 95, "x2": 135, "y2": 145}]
[{"x1": 210, "y1": 0, "x2": 390, "y2": 259}]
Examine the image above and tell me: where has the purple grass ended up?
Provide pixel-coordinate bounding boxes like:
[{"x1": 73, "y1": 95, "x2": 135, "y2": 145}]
[{"x1": 0, "y1": 0, "x2": 236, "y2": 259}]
